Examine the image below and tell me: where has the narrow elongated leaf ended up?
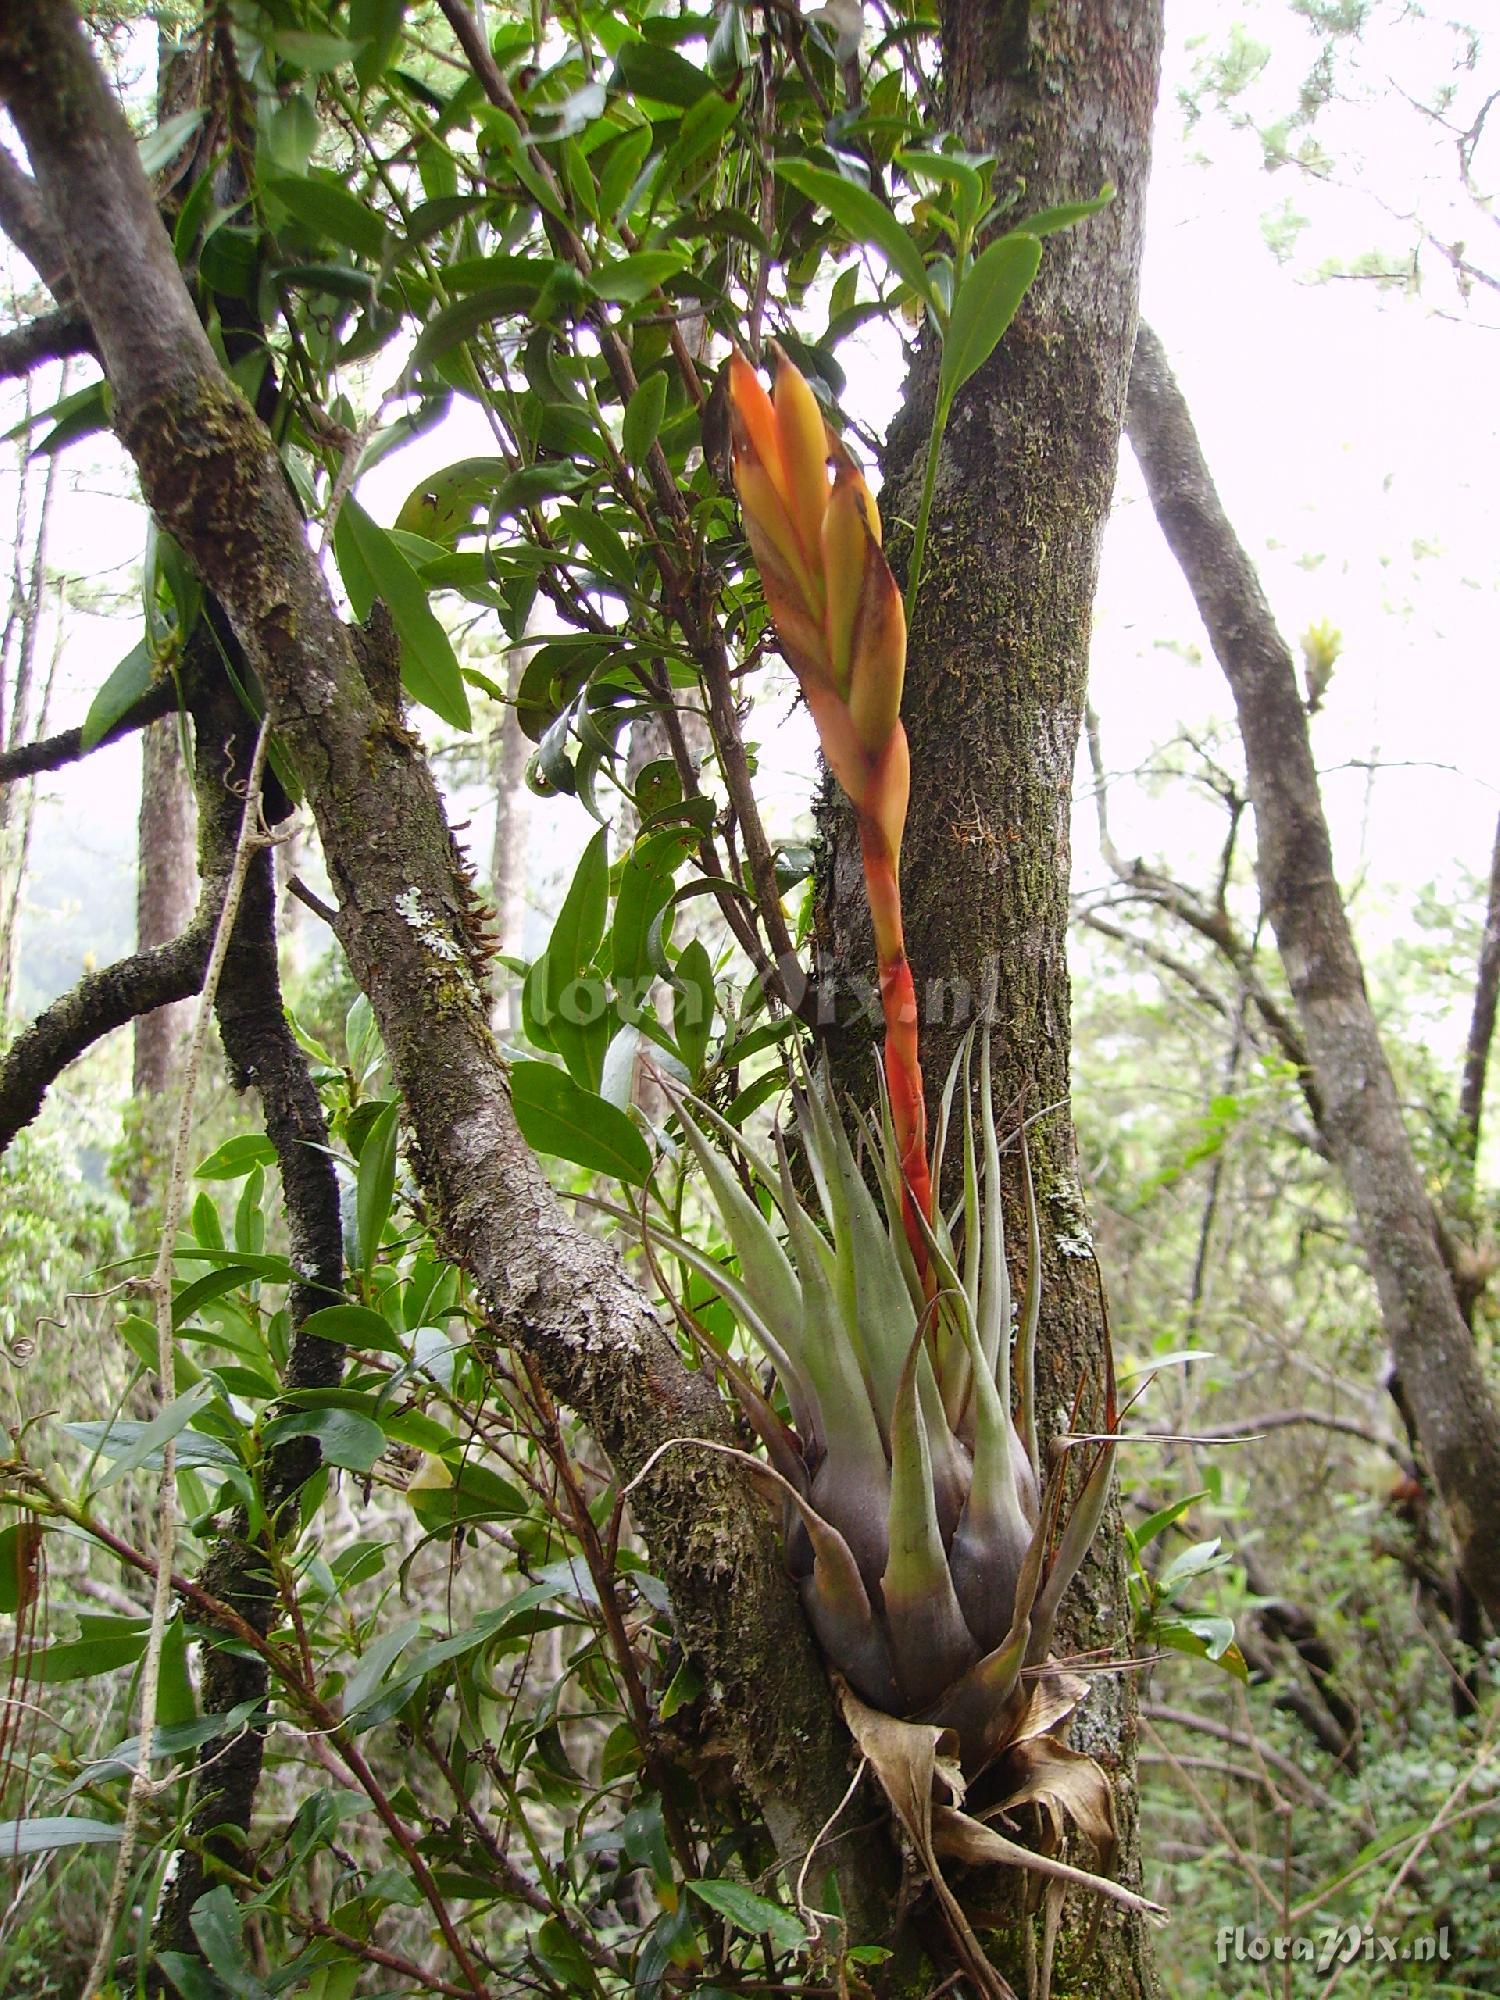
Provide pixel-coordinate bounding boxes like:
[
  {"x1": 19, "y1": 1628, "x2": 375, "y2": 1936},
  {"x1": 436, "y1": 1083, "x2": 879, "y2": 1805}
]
[
  {"x1": 938, "y1": 232, "x2": 1043, "y2": 409},
  {"x1": 195, "y1": 1133, "x2": 278, "y2": 1180},
  {"x1": 688, "y1": 1880, "x2": 806, "y2": 1956},
  {"x1": 80, "y1": 639, "x2": 155, "y2": 751},
  {"x1": 95, "y1": 1381, "x2": 215, "y2": 1493},
  {"x1": 590, "y1": 250, "x2": 691, "y2": 304},
  {"x1": 25, "y1": 1627, "x2": 149, "y2": 1684},
  {"x1": 671, "y1": 939, "x2": 714, "y2": 1077},
  {"x1": 775, "y1": 159, "x2": 934, "y2": 305},
  {"x1": 0, "y1": 1817, "x2": 122, "y2": 1858},
  {"x1": 622, "y1": 370, "x2": 670, "y2": 465},
  {"x1": 1019, "y1": 185, "x2": 1114, "y2": 236},
  {"x1": 612, "y1": 40, "x2": 715, "y2": 110},
  {"x1": 335, "y1": 499, "x2": 470, "y2": 729},
  {"x1": 880, "y1": 1324, "x2": 975, "y2": 1709},
  {"x1": 350, "y1": 0, "x2": 407, "y2": 89},
  {"x1": 355, "y1": 1097, "x2": 400, "y2": 1270},
  {"x1": 64, "y1": 1418, "x2": 237, "y2": 1472},
  {"x1": 138, "y1": 108, "x2": 203, "y2": 178},
  {"x1": 266, "y1": 172, "x2": 387, "y2": 261}
]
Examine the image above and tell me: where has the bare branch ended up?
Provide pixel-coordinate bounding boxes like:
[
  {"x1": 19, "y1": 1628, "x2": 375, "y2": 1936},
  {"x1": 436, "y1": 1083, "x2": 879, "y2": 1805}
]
[
  {"x1": 1140, "y1": 1704, "x2": 1334, "y2": 1809},
  {"x1": 0, "y1": 147, "x2": 69, "y2": 297},
  {"x1": 1192, "y1": 1404, "x2": 1408, "y2": 1465},
  {"x1": 1083, "y1": 702, "x2": 1326, "y2": 1131},
  {"x1": 0, "y1": 675, "x2": 176, "y2": 784},
  {"x1": 0, "y1": 896, "x2": 218, "y2": 1153},
  {"x1": 0, "y1": 305, "x2": 92, "y2": 379}
]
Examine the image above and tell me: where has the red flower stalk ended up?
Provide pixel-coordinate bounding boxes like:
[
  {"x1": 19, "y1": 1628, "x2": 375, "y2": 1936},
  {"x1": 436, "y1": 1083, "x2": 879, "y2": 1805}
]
[{"x1": 727, "y1": 346, "x2": 933, "y2": 1263}]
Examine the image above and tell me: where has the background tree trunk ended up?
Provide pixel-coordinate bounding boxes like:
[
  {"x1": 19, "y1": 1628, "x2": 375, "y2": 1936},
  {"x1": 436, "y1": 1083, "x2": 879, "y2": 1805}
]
[
  {"x1": 126, "y1": 715, "x2": 197, "y2": 1205},
  {"x1": 819, "y1": 2, "x2": 1164, "y2": 1990},
  {"x1": 1125, "y1": 320, "x2": 1500, "y2": 1631}
]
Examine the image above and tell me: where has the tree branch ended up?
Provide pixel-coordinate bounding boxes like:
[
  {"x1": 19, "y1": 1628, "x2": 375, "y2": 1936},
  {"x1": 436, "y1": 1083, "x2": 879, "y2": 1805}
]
[
  {"x1": 0, "y1": 146, "x2": 70, "y2": 297},
  {"x1": 1083, "y1": 704, "x2": 1327, "y2": 1134},
  {"x1": 0, "y1": 305, "x2": 92, "y2": 379},
  {"x1": 1127, "y1": 318, "x2": 1500, "y2": 1627},
  {"x1": 0, "y1": 4, "x2": 891, "y2": 1940},
  {"x1": 0, "y1": 898, "x2": 218, "y2": 1152},
  {"x1": 1193, "y1": 1404, "x2": 1409, "y2": 1466},
  {"x1": 0, "y1": 676, "x2": 177, "y2": 785}
]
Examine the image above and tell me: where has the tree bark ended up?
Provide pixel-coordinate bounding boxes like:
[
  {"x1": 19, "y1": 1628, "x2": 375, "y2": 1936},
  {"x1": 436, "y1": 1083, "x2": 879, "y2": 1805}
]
[
  {"x1": 819, "y1": 3, "x2": 1164, "y2": 1992},
  {"x1": 126, "y1": 714, "x2": 197, "y2": 1203},
  {"x1": 0, "y1": 4, "x2": 895, "y2": 1945},
  {"x1": 1126, "y1": 318, "x2": 1500, "y2": 1627}
]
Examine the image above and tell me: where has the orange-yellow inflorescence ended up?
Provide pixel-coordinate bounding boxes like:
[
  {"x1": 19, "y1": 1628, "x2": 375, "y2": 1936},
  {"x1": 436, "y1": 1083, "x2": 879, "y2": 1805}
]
[{"x1": 728, "y1": 347, "x2": 933, "y2": 1259}]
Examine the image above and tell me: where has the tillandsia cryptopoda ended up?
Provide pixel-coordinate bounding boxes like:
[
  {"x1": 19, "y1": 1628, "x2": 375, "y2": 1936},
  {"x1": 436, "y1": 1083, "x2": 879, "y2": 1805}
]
[
  {"x1": 631, "y1": 348, "x2": 1166, "y2": 1976},
  {"x1": 726, "y1": 345, "x2": 933, "y2": 1270}
]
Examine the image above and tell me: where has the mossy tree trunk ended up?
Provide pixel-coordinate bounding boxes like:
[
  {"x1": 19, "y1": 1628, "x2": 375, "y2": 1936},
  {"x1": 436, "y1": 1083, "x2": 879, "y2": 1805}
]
[{"x1": 819, "y1": 3, "x2": 1164, "y2": 1991}]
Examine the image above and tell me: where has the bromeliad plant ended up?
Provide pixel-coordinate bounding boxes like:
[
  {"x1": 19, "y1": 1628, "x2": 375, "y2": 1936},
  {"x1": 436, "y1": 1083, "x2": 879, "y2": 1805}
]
[
  {"x1": 728, "y1": 348, "x2": 933, "y2": 1268},
  {"x1": 638, "y1": 351, "x2": 1163, "y2": 1961}
]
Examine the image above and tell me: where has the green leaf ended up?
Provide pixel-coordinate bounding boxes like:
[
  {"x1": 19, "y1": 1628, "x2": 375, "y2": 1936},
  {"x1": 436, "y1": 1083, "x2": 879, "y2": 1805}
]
[
  {"x1": 26, "y1": 1625, "x2": 149, "y2": 1684},
  {"x1": 64, "y1": 1418, "x2": 237, "y2": 1473},
  {"x1": 687, "y1": 1880, "x2": 806, "y2": 1956},
  {"x1": 335, "y1": 497, "x2": 470, "y2": 729},
  {"x1": 407, "y1": 1459, "x2": 527, "y2": 1533},
  {"x1": 706, "y1": 1, "x2": 751, "y2": 81},
  {"x1": 262, "y1": 1407, "x2": 387, "y2": 1475},
  {"x1": 410, "y1": 267, "x2": 583, "y2": 369},
  {"x1": 23, "y1": 378, "x2": 112, "y2": 456},
  {"x1": 0, "y1": 1523, "x2": 39, "y2": 1616},
  {"x1": 298, "y1": 1304, "x2": 407, "y2": 1356},
  {"x1": 80, "y1": 639, "x2": 155, "y2": 752},
  {"x1": 274, "y1": 30, "x2": 361, "y2": 73},
  {"x1": 350, "y1": 0, "x2": 407, "y2": 89},
  {"x1": 1018, "y1": 185, "x2": 1115, "y2": 237},
  {"x1": 355, "y1": 1097, "x2": 400, "y2": 1270},
  {"x1": 266, "y1": 172, "x2": 388, "y2": 262},
  {"x1": 1127, "y1": 1491, "x2": 1207, "y2": 1558},
  {"x1": 191, "y1": 1885, "x2": 272, "y2": 1999},
  {"x1": 612, "y1": 40, "x2": 716, "y2": 110},
  {"x1": 540, "y1": 827, "x2": 608, "y2": 1031},
  {"x1": 775, "y1": 159, "x2": 935, "y2": 305},
  {"x1": 590, "y1": 250, "x2": 691, "y2": 304},
  {"x1": 195, "y1": 1133, "x2": 278, "y2": 1181},
  {"x1": 94, "y1": 1382, "x2": 216, "y2": 1494},
  {"x1": 509, "y1": 1061, "x2": 654, "y2": 1185},
  {"x1": 138, "y1": 108, "x2": 203, "y2": 179},
  {"x1": 938, "y1": 231, "x2": 1043, "y2": 410},
  {"x1": 534, "y1": 1916, "x2": 602, "y2": 1996},
  {"x1": 622, "y1": 370, "x2": 670, "y2": 465},
  {"x1": 613, "y1": 829, "x2": 693, "y2": 987},
  {"x1": 672, "y1": 938, "x2": 715, "y2": 1079},
  {"x1": 1156, "y1": 1537, "x2": 1228, "y2": 1595},
  {"x1": 0, "y1": 1817, "x2": 122, "y2": 1859},
  {"x1": 1154, "y1": 1617, "x2": 1248, "y2": 1680}
]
